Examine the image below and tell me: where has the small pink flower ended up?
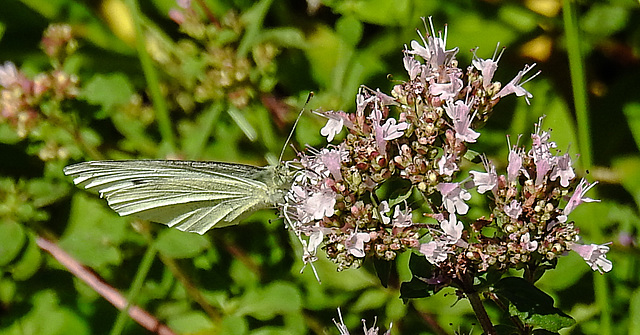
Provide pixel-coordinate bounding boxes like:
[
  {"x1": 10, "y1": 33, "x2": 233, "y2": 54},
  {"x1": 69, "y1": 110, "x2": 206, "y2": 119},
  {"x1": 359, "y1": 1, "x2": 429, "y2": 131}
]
[
  {"x1": 403, "y1": 54, "x2": 421, "y2": 80},
  {"x1": 569, "y1": 242, "x2": 613, "y2": 273},
  {"x1": 430, "y1": 74, "x2": 463, "y2": 100},
  {"x1": 550, "y1": 153, "x2": 575, "y2": 187},
  {"x1": 0, "y1": 61, "x2": 20, "y2": 88},
  {"x1": 346, "y1": 232, "x2": 371, "y2": 257},
  {"x1": 472, "y1": 44, "x2": 503, "y2": 89},
  {"x1": 520, "y1": 233, "x2": 538, "y2": 252},
  {"x1": 320, "y1": 117, "x2": 344, "y2": 142},
  {"x1": 380, "y1": 118, "x2": 409, "y2": 141},
  {"x1": 168, "y1": 8, "x2": 185, "y2": 25},
  {"x1": 504, "y1": 200, "x2": 522, "y2": 220},
  {"x1": 494, "y1": 63, "x2": 540, "y2": 105},
  {"x1": 304, "y1": 191, "x2": 336, "y2": 220},
  {"x1": 392, "y1": 205, "x2": 413, "y2": 227},
  {"x1": 437, "y1": 153, "x2": 458, "y2": 176},
  {"x1": 436, "y1": 182, "x2": 471, "y2": 215},
  {"x1": 440, "y1": 214, "x2": 463, "y2": 244},
  {"x1": 420, "y1": 240, "x2": 449, "y2": 264},
  {"x1": 470, "y1": 158, "x2": 497, "y2": 194},
  {"x1": 564, "y1": 178, "x2": 599, "y2": 215}
]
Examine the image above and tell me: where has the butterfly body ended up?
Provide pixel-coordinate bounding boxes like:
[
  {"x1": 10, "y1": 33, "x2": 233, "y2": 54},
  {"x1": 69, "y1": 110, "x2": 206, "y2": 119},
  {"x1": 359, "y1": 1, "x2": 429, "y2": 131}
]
[{"x1": 64, "y1": 160, "x2": 294, "y2": 234}]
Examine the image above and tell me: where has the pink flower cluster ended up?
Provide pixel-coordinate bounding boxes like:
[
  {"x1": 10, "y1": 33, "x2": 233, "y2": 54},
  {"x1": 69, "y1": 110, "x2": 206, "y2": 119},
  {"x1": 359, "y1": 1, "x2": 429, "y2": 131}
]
[{"x1": 280, "y1": 17, "x2": 610, "y2": 279}]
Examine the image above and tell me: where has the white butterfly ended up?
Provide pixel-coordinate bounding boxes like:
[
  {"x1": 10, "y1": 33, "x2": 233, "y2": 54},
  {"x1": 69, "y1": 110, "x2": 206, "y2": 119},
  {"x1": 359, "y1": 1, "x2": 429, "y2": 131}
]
[{"x1": 63, "y1": 160, "x2": 295, "y2": 234}]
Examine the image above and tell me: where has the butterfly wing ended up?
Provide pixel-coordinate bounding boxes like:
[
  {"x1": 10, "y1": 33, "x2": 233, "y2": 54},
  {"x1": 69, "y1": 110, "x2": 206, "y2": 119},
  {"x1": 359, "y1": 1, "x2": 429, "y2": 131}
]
[{"x1": 64, "y1": 160, "x2": 284, "y2": 234}]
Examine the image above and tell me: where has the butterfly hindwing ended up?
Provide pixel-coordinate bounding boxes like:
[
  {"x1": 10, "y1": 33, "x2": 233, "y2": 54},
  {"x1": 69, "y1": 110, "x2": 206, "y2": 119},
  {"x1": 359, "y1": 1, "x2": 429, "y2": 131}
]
[{"x1": 63, "y1": 160, "x2": 281, "y2": 234}]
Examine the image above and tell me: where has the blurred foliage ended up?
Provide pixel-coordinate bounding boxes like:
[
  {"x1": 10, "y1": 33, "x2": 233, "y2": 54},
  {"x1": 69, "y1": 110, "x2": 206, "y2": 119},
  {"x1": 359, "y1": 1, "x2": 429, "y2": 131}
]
[{"x1": 1, "y1": 0, "x2": 639, "y2": 334}]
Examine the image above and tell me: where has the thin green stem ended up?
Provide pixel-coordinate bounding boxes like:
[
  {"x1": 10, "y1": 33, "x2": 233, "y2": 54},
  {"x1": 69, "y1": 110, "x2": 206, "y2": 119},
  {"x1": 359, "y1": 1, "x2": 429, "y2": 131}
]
[
  {"x1": 125, "y1": 0, "x2": 175, "y2": 153},
  {"x1": 563, "y1": 2, "x2": 611, "y2": 334},
  {"x1": 237, "y1": 0, "x2": 274, "y2": 58},
  {"x1": 562, "y1": 0, "x2": 592, "y2": 171},
  {"x1": 109, "y1": 244, "x2": 157, "y2": 335}
]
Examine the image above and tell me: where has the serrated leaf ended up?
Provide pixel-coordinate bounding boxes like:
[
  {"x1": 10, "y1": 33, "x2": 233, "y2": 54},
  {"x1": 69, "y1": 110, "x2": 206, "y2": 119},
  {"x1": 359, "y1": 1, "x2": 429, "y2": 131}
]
[
  {"x1": 494, "y1": 277, "x2": 575, "y2": 332},
  {"x1": 154, "y1": 228, "x2": 210, "y2": 259}
]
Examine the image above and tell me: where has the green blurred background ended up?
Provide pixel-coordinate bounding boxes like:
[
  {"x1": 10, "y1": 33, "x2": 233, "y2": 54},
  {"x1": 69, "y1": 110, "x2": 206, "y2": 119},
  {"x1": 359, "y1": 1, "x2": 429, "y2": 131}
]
[{"x1": 1, "y1": 0, "x2": 639, "y2": 334}]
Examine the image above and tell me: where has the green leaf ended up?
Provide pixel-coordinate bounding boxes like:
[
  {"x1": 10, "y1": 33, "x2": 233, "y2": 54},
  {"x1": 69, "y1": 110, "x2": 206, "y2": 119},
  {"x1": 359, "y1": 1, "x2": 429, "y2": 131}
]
[
  {"x1": 336, "y1": 16, "x2": 363, "y2": 47},
  {"x1": 630, "y1": 287, "x2": 640, "y2": 335},
  {"x1": 400, "y1": 253, "x2": 435, "y2": 300},
  {"x1": 27, "y1": 179, "x2": 70, "y2": 208},
  {"x1": 258, "y1": 28, "x2": 307, "y2": 49},
  {"x1": 220, "y1": 315, "x2": 249, "y2": 335},
  {"x1": 2, "y1": 290, "x2": 90, "y2": 335},
  {"x1": 10, "y1": 233, "x2": 42, "y2": 281},
  {"x1": 351, "y1": 289, "x2": 388, "y2": 312},
  {"x1": 400, "y1": 276, "x2": 432, "y2": 300},
  {"x1": 0, "y1": 276, "x2": 17, "y2": 305},
  {"x1": 154, "y1": 228, "x2": 210, "y2": 259},
  {"x1": 613, "y1": 155, "x2": 640, "y2": 208},
  {"x1": 0, "y1": 220, "x2": 26, "y2": 266},
  {"x1": 373, "y1": 258, "x2": 391, "y2": 288},
  {"x1": 494, "y1": 277, "x2": 575, "y2": 332},
  {"x1": 332, "y1": 0, "x2": 411, "y2": 26},
  {"x1": 582, "y1": 4, "x2": 629, "y2": 38},
  {"x1": 167, "y1": 311, "x2": 215, "y2": 334},
  {"x1": 58, "y1": 193, "x2": 130, "y2": 269},
  {"x1": 623, "y1": 102, "x2": 640, "y2": 151},
  {"x1": 236, "y1": 281, "x2": 302, "y2": 320},
  {"x1": 80, "y1": 73, "x2": 134, "y2": 111}
]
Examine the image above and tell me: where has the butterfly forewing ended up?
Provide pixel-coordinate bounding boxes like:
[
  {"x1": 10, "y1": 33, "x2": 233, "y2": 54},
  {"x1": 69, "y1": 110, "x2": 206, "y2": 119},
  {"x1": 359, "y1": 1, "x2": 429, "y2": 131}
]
[{"x1": 63, "y1": 160, "x2": 289, "y2": 234}]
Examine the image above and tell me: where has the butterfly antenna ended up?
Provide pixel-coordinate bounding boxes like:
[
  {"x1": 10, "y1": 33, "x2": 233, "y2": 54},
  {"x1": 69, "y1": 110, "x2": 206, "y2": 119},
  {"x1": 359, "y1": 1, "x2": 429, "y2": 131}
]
[{"x1": 279, "y1": 92, "x2": 314, "y2": 163}]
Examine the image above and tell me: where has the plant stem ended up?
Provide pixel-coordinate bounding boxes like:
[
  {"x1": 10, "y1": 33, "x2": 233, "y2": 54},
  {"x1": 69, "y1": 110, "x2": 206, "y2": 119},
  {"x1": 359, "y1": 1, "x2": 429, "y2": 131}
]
[
  {"x1": 110, "y1": 243, "x2": 158, "y2": 335},
  {"x1": 562, "y1": 3, "x2": 612, "y2": 335},
  {"x1": 125, "y1": 0, "x2": 175, "y2": 152},
  {"x1": 36, "y1": 236, "x2": 176, "y2": 335},
  {"x1": 562, "y1": 0, "x2": 591, "y2": 171},
  {"x1": 460, "y1": 272, "x2": 496, "y2": 335},
  {"x1": 488, "y1": 292, "x2": 527, "y2": 334}
]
